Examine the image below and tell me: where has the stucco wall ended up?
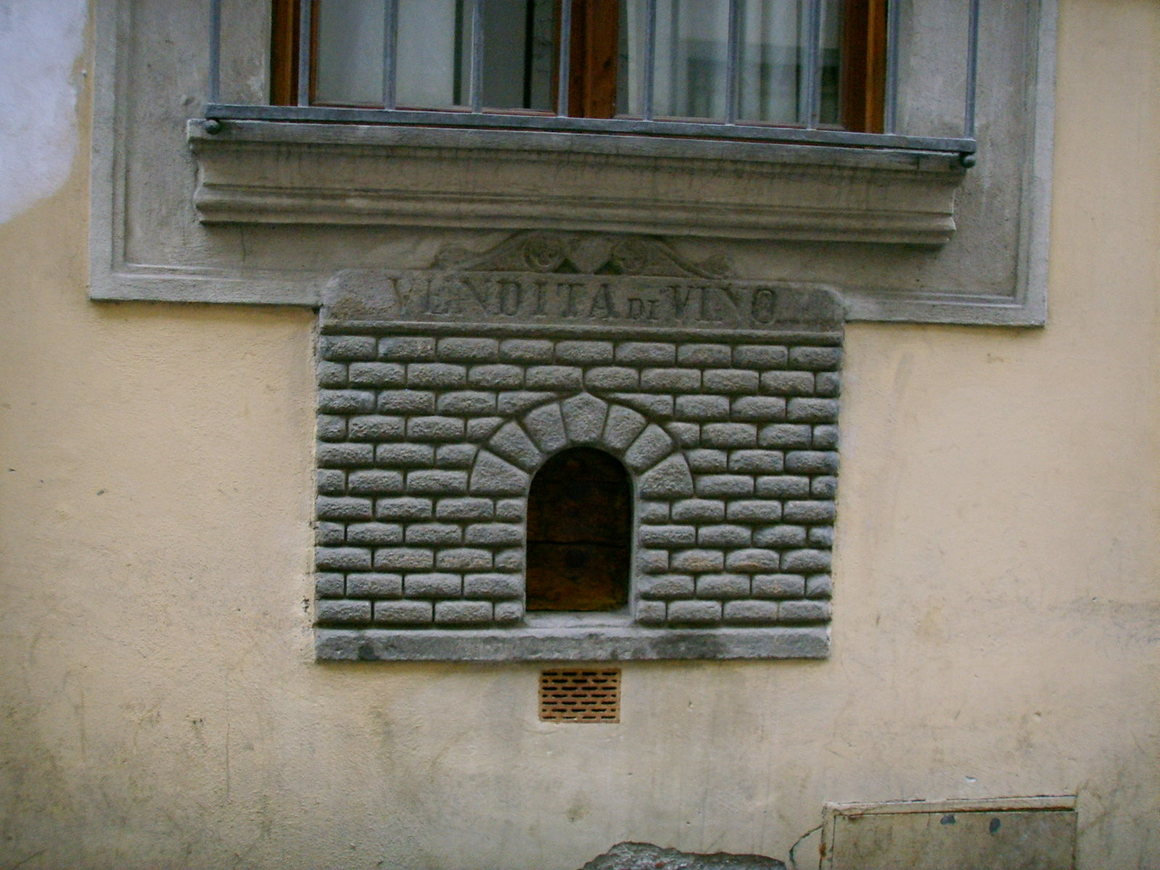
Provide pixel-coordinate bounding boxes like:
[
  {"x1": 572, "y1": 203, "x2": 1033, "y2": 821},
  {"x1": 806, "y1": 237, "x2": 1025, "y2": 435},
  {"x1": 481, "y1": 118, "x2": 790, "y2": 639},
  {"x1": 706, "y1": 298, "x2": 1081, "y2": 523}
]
[{"x1": 0, "y1": 1, "x2": 1157, "y2": 868}]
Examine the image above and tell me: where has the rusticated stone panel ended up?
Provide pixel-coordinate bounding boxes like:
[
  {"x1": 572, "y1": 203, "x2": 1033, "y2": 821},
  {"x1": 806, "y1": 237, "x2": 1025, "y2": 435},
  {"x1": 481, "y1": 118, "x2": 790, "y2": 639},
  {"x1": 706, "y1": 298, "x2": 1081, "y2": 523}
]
[{"x1": 314, "y1": 235, "x2": 844, "y2": 661}]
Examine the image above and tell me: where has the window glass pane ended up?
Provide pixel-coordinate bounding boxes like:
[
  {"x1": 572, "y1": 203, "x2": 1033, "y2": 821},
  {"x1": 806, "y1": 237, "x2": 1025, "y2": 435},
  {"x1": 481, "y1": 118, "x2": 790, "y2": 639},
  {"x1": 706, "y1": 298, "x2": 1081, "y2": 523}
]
[
  {"x1": 651, "y1": 0, "x2": 730, "y2": 120},
  {"x1": 738, "y1": 0, "x2": 803, "y2": 124},
  {"x1": 620, "y1": 0, "x2": 648, "y2": 116},
  {"x1": 481, "y1": 0, "x2": 556, "y2": 111},
  {"x1": 818, "y1": 0, "x2": 841, "y2": 125},
  {"x1": 314, "y1": 0, "x2": 385, "y2": 106},
  {"x1": 396, "y1": 0, "x2": 463, "y2": 108}
]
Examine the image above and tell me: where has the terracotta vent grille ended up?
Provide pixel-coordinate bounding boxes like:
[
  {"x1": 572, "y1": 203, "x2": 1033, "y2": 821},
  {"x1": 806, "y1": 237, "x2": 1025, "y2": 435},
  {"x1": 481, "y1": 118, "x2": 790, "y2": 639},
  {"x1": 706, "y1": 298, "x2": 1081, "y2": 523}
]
[{"x1": 539, "y1": 668, "x2": 621, "y2": 722}]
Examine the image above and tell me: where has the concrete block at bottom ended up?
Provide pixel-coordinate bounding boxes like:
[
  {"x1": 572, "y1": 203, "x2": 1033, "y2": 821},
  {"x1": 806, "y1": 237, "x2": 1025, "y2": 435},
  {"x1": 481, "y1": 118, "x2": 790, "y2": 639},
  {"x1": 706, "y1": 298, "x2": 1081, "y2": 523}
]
[{"x1": 578, "y1": 842, "x2": 785, "y2": 870}]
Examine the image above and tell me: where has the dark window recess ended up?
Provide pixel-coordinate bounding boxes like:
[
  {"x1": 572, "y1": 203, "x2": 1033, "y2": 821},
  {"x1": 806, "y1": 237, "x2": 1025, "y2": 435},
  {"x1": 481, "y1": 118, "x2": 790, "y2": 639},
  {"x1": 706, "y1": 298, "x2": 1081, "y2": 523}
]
[{"x1": 526, "y1": 447, "x2": 631, "y2": 612}]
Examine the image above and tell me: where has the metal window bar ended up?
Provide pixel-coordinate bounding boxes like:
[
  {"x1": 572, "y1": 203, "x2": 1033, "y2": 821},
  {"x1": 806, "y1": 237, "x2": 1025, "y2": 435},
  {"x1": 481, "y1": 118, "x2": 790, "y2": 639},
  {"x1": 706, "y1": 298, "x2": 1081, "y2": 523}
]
[
  {"x1": 203, "y1": 0, "x2": 978, "y2": 157},
  {"x1": 556, "y1": 0, "x2": 573, "y2": 117}
]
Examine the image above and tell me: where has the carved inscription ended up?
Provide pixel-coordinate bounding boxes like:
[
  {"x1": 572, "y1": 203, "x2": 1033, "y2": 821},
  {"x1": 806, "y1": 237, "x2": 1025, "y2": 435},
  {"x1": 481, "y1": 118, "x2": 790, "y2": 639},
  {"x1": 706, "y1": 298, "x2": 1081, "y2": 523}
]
[{"x1": 328, "y1": 271, "x2": 837, "y2": 331}]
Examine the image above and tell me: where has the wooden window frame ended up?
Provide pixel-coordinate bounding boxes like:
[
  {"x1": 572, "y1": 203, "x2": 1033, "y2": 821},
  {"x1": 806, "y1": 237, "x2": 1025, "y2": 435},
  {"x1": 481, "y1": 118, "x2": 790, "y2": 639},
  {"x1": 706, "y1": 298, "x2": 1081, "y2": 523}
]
[{"x1": 272, "y1": 0, "x2": 887, "y2": 132}]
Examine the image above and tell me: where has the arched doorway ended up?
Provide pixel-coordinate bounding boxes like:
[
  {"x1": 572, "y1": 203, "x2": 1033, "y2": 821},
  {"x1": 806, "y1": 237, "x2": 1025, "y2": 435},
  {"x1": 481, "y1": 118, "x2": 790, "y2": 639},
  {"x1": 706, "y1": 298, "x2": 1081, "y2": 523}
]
[{"x1": 525, "y1": 447, "x2": 632, "y2": 612}]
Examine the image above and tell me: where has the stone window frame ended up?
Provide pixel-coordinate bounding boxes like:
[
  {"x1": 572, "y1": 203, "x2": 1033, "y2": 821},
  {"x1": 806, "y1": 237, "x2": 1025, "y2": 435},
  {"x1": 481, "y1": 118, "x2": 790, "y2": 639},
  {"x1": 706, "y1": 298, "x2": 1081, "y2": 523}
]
[{"x1": 90, "y1": 0, "x2": 1057, "y2": 326}]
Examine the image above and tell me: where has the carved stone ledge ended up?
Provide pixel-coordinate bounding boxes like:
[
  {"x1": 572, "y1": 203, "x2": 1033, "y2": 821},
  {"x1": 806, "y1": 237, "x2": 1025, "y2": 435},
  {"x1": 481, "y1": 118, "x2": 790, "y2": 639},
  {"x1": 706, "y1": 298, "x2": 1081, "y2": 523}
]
[{"x1": 188, "y1": 120, "x2": 965, "y2": 246}]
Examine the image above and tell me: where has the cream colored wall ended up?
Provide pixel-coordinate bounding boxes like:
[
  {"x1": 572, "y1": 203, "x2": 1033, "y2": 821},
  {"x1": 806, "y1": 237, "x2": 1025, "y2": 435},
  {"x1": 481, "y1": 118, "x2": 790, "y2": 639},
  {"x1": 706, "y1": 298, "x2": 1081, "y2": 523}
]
[{"x1": 1, "y1": 1, "x2": 1156, "y2": 868}]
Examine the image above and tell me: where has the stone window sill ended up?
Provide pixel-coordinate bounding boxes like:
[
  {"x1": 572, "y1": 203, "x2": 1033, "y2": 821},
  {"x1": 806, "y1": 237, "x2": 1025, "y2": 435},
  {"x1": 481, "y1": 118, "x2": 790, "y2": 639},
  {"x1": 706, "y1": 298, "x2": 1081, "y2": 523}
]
[{"x1": 188, "y1": 120, "x2": 965, "y2": 247}]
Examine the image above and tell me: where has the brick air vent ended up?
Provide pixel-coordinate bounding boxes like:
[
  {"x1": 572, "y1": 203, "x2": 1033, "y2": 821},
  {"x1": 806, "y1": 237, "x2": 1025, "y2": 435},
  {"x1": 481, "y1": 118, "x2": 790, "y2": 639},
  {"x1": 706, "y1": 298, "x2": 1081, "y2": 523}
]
[{"x1": 539, "y1": 668, "x2": 621, "y2": 722}]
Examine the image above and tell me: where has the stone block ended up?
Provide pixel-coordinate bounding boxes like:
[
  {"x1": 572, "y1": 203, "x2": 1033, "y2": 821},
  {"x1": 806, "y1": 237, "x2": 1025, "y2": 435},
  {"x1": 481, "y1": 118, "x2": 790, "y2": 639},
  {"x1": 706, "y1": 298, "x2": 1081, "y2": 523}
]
[
  {"x1": 603, "y1": 404, "x2": 649, "y2": 452},
  {"x1": 373, "y1": 496, "x2": 433, "y2": 520},
  {"x1": 316, "y1": 469, "x2": 346, "y2": 495},
  {"x1": 377, "y1": 389, "x2": 435, "y2": 415},
  {"x1": 372, "y1": 600, "x2": 433, "y2": 625},
  {"x1": 378, "y1": 336, "x2": 436, "y2": 361},
  {"x1": 348, "y1": 415, "x2": 405, "y2": 441},
  {"x1": 635, "y1": 600, "x2": 668, "y2": 626},
  {"x1": 636, "y1": 548, "x2": 669, "y2": 574},
  {"x1": 616, "y1": 341, "x2": 676, "y2": 365},
  {"x1": 494, "y1": 499, "x2": 525, "y2": 521},
  {"x1": 437, "y1": 337, "x2": 499, "y2": 362},
  {"x1": 670, "y1": 549, "x2": 725, "y2": 572},
  {"x1": 672, "y1": 498, "x2": 726, "y2": 523},
  {"x1": 561, "y1": 393, "x2": 609, "y2": 444},
  {"x1": 702, "y1": 369, "x2": 760, "y2": 394},
  {"x1": 784, "y1": 450, "x2": 840, "y2": 474},
  {"x1": 321, "y1": 335, "x2": 377, "y2": 361},
  {"x1": 470, "y1": 451, "x2": 530, "y2": 496},
  {"x1": 698, "y1": 524, "x2": 752, "y2": 547},
  {"x1": 315, "y1": 522, "x2": 346, "y2": 546},
  {"x1": 435, "y1": 444, "x2": 477, "y2": 469},
  {"x1": 404, "y1": 572, "x2": 463, "y2": 598},
  {"x1": 702, "y1": 423, "x2": 758, "y2": 449},
  {"x1": 407, "y1": 362, "x2": 467, "y2": 389},
  {"x1": 733, "y1": 344, "x2": 788, "y2": 369},
  {"x1": 316, "y1": 547, "x2": 373, "y2": 571},
  {"x1": 677, "y1": 343, "x2": 732, "y2": 366},
  {"x1": 667, "y1": 600, "x2": 722, "y2": 625},
  {"x1": 526, "y1": 365, "x2": 583, "y2": 390},
  {"x1": 346, "y1": 573, "x2": 403, "y2": 598},
  {"x1": 316, "y1": 572, "x2": 346, "y2": 598},
  {"x1": 641, "y1": 367, "x2": 701, "y2": 392},
  {"x1": 806, "y1": 574, "x2": 833, "y2": 599},
  {"x1": 813, "y1": 425, "x2": 839, "y2": 449},
  {"x1": 674, "y1": 394, "x2": 730, "y2": 420},
  {"x1": 556, "y1": 340, "x2": 615, "y2": 364},
  {"x1": 494, "y1": 548, "x2": 524, "y2": 571},
  {"x1": 437, "y1": 390, "x2": 497, "y2": 415},
  {"x1": 436, "y1": 547, "x2": 494, "y2": 571},
  {"x1": 435, "y1": 601, "x2": 494, "y2": 625},
  {"x1": 731, "y1": 396, "x2": 787, "y2": 422},
  {"x1": 725, "y1": 548, "x2": 781, "y2": 572},
  {"x1": 814, "y1": 371, "x2": 841, "y2": 397},
  {"x1": 469, "y1": 364, "x2": 525, "y2": 389},
  {"x1": 585, "y1": 366, "x2": 639, "y2": 391},
  {"x1": 464, "y1": 523, "x2": 524, "y2": 546},
  {"x1": 787, "y1": 398, "x2": 840, "y2": 423},
  {"x1": 755, "y1": 475, "x2": 810, "y2": 498},
  {"x1": 758, "y1": 424, "x2": 813, "y2": 448},
  {"x1": 782, "y1": 548, "x2": 833, "y2": 572},
  {"x1": 638, "y1": 574, "x2": 696, "y2": 599},
  {"x1": 695, "y1": 474, "x2": 754, "y2": 497},
  {"x1": 666, "y1": 422, "x2": 701, "y2": 447},
  {"x1": 407, "y1": 416, "x2": 466, "y2": 442},
  {"x1": 788, "y1": 346, "x2": 842, "y2": 370},
  {"x1": 728, "y1": 450, "x2": 784, "y2": 474},
  {"x1": 499, "y1": 338, "x2": 554, "y2": 363},
  {"x1": 317, "y1": 496, "x2": 373, "y2": 521},
  {"x1": 317, "y1": 361, "x2": 348, "y2": 388},
  {"x1": 349, "y1": 470, "x2": 405, "y2": 495},
  {"x1": 808, "y1": 526, "x2": 834, "y2": 547},
  {"x1": 752, "y1": 574, "x2": 806, "y2": 598},
  {"x1": 686, "y1": 449, "x2": 728, "y2": 473},
  {"x1": 407, "y1": 469, "x2": 469, "y2": 495},
  {"x1": 466, "y1": 417, "x2": 505, "y2": 441},
  {"x1": 498, "y1": 390, "x2": 556, "y2": 416},
  {"x1": 783, "y1": 501, "x2": 837, "y2": 524},
  {"x1": 346, "y1": 522, "x2": 404, "y2": 546},
  {"x1": 317, "y1": 443, "x2": 374, "y2": 468},
  {"x1": 760, "y1": 371, "x2": 815, "y2": 396},
  {"x1": 493, "y1": 601, "x2": 523, "y2": 624},
  {"x1": 489, "y1": 422, "x2": 545, "y2": 471},
  {"x1": 463, "y1": 573, "x2": 523, "y2": 599},
  {"x1": 723, "y1": 600, "x2": 780, "y2": 624},
  {"x1": 348, "y1": 362, "x2": 406, "y2": 387},
  {"x1": 436, "y1": 497, "x2": 494, "y2": 521},
  {"x1": 316, "y1": 599, "x2": 373, "y2": 625},
  {"x1": 316, "y1": 415, "x2": 347, "y2": 442},
  {"x1": 639, "y1": 524, "x2": 698, "y2": 548},
  {"x1": 318, "y1": 389, "x2": 376, "y2": 415},
  {"x1": 624, "y1": 424, "x2": 674, "y2": 471},
  {"x1": 405, "y1": 523, "x2": 463, "y2": 545},
  {"x1": 726, "y1": 500, "x2": 783, "y2": 523},
  {"x1": 753, "y1": 525, "x2": 808, "y2": 548},
  {"x1": 778, "y1": 600, "x2": 832, "y2": 622},
  {"x1": 373, "y1": 548, "x2": 434, "y2": 571},
  {"x1": 611, "y1": 392, "x2": 674, "y2": 417},
  {"x1": 376, "y1": 444, "x2": 435, "y2": 468},
  {"x1": 523, "y1": 403, "x2": 569, "y2": 454}
]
